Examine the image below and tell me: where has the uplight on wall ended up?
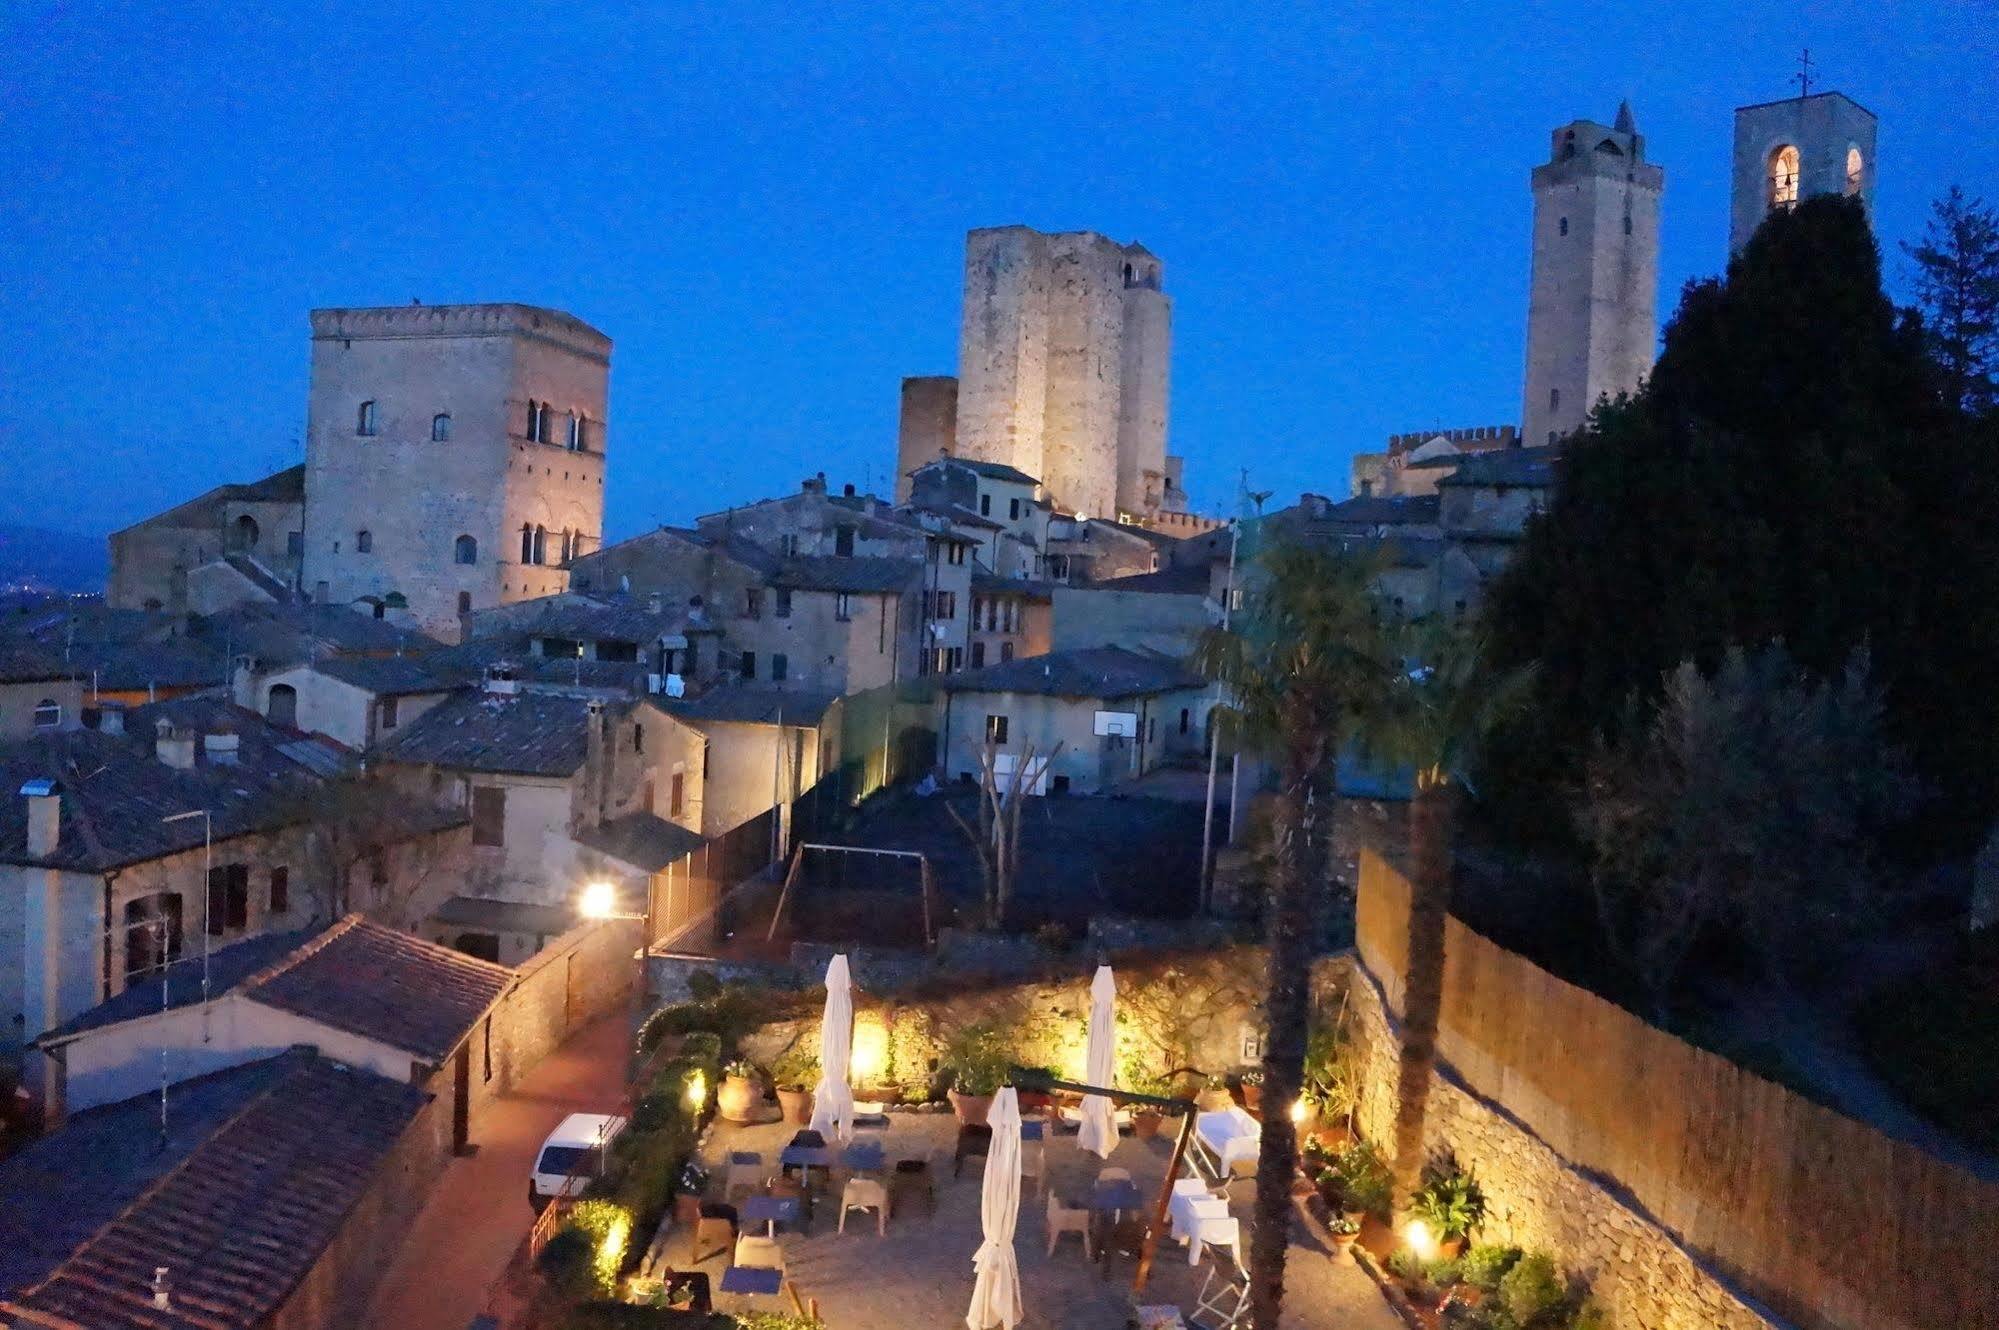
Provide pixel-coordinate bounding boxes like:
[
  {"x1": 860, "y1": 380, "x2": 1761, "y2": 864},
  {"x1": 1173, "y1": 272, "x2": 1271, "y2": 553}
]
[
  {"x1": 578, "y1": 880, "x2": 618, "y2": 919},
  {"x1": 1403, "y1": 1218, "x2": 1438, "y2": 1260}
]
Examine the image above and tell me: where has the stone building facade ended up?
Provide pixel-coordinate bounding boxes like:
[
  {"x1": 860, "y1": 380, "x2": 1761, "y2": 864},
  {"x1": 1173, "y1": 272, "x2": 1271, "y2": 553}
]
[
  {"x1": 301, "y1": 303, "x2": 611, "y2": 638},
  {"x1": 897, "y1": 227, "x2": 1186, "y2": 524},
  {"x1": 1729, "y1": 90, "x2": 1877, "y2": 253},
  {"x1": 107, "y1": 466, "x2": 305, "y2": 614},
  {"x1": 1521, "y1": 104, "x2": 1664, "y2": 448}
]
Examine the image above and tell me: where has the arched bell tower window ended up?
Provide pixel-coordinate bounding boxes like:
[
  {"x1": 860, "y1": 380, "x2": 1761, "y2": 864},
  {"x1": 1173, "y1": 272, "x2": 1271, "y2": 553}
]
[
  {"x1": 455, "y1": 534, "x2": 478, "y2": 565},
  {"x1": 1844, "y1": 146, "x2": 1863, "y2": 196},
  {"x1": 432, "y1": 413, "x2": 452, "y2": 441},
  {"x1": 1768, "y1": 145, "x2": 1800, "y2": 209},
  {"x1": 356, "y1": 400, "x2": 377, "y2": 436}
]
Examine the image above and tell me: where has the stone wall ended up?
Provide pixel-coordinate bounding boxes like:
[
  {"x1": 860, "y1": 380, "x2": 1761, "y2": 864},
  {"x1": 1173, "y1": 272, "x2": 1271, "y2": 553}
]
[
  {"x1": 1343, "y1": 956, "x2": 1775, "y2": 1330},
  {"x1": 739, "y1": 946, "x2": 1275, "y2": 1092},
  {"x1": 476, "y1": 918, "x2": 637, "y2": 1124}
]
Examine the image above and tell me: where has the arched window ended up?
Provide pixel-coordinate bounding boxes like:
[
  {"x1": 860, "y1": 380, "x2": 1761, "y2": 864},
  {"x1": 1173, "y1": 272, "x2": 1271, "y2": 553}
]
[
  {"x1": 1550, "y1": 387, "x2": 1560, "y2": 411},
  {"x1": 532, "y1": 525, "x2": 547, "y2": 565},
  {"x1": 528, "y1": 400, "x2": 547, "y2": 443},
  {"x1": 432, "y1": 413, "x2": 452, "y2": 441},
  {"x1": 230, "y1": 514, "x2": 259, "y2": 550},
  {"x1": 33, "y1": 698, "x2": 60, "y2": 729},
  {"x1": 356, "y1": 400, "x2": 377, "y2": 436},
  {"x1": 266, "y1": 684, "x2": 297, "y2": 728},
  {"x1": 1768, "y1": 144, "x2": 1800, "y2": 209},
  {"x1": 1845, "y1": 145, "x2": 1863, "y2": 196},
  {"x1": 457, "y1": 591, "x2": 472, "y2": 615},
  {"x1": 455, "y1": 534, "x2": 478, "y2": 565},
  {"x1": 356, "y1": 529, "x2": 373, "y2": 554},
  {"x1": 520, "y1": 525, "x2": 534, "y2": 564},
  {"x1": 1558, "y1": 217, "x2": 1568, "y2": 236},
  {"x1": 565, "y1": 413, "x2": 581, "y2": 451}
]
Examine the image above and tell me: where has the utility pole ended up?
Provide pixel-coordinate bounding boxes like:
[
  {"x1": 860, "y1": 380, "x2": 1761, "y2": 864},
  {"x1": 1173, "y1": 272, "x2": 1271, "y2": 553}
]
[
  {"x1": 1198, "y1": 515, "x2": 1243, "y2": 911},
  {"x1": 161, "y1": 809, "x2": 213, "y2": 1041}
]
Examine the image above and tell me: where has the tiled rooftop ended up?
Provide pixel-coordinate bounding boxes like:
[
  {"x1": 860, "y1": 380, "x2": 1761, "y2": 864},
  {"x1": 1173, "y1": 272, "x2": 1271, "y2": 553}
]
[
  {"x1": 377, "y1": 686, "x2": 619, "y2": 777},
  {"x1": 0, "y1": 1050, "x2": 429, "y2": 1330},
  {"x1": 936, "y1": 645, "x2": 1206, "y2": 699},
  {"x1": 244, "y1": 915, "x2": 513, "y2": 1062}
]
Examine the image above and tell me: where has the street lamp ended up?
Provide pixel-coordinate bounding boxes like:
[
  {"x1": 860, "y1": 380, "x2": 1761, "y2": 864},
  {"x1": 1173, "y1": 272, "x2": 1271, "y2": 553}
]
[{"x1": 576, "y1": 880, "x2": 652, "y2": 1004}]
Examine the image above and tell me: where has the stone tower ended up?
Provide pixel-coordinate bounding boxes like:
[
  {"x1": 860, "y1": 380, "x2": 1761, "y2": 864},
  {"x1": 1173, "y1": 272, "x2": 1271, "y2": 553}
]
[
  {"x1": 301, "y1": 303, "x2": 611, "y2": 639},
  {"x1": 1729, "y1": 91, "x2": 1877, "y2": 253},
  {"x1": 894, "y1": 375, "x2": 959, "y2": 502},
  {"x1": 1521, "y1": 103, "x2": 1665, "y2": 448},
  {"x1": 951, "y1": 227, "x2": 1175, "y2": 521}
]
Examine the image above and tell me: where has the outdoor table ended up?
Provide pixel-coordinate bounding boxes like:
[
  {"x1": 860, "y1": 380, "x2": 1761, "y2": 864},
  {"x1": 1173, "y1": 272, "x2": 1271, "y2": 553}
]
[
  {"x1": 1020, "y1": 1119, "x2": 1045, "y2": 1141},
  {"x1": 719, "y1": 1265, "x2": 783, "y2": 1298},
  {"x1": 841, "y1": 1141, "x2": 885, "y2": 1173},
  {"x1": 1091, "y1": 1179, "x2": 1144, "y2": 1213},
  {"x1": 739, "y1": 1194, "x2": 801, "y2": 1237}
]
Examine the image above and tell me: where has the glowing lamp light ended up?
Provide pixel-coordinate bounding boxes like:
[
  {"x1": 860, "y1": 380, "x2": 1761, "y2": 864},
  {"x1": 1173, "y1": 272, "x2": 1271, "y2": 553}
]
[
  {"x1": 578, "y1": 881, "x2": 618, "y2": 920},
  {"x1": 686, "y1": 1071, "x2": 707, "y2": 1110},
  {"x1": 850, "y1": 1018, "x2": 888, "y2": 1083},
  {"x1": 1289, "y1": 1098, "x2": 1309, "y2": 1125},
  {"x1": 1403, "y1": 1219, "x2": 1438, "y2": 1260}
]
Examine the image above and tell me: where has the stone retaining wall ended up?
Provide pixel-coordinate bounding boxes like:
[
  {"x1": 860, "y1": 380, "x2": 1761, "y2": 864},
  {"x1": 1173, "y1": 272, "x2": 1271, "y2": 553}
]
[{"x1": 1343, "y1": 953, "x2": 1780, "y2": 1330}]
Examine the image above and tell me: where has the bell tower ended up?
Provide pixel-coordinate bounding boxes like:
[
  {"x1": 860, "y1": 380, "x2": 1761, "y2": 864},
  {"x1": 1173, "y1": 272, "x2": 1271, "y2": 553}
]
[
  {"x1": 1729, "y1": 90, "x2": 1877, "y2": 253},
  {"x1": 1521, "y1": 103, "x2": 1665, "y2": 448}
]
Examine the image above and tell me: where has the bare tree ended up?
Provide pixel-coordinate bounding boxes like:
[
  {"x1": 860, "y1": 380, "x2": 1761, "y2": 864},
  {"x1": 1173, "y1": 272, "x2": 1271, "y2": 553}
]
[
  {"x1": 270, "y1": 768, "x2": 464, "y2": 927},
  {"x1": 944, "y1": 738, "x2": 1062, "y2": 929}
]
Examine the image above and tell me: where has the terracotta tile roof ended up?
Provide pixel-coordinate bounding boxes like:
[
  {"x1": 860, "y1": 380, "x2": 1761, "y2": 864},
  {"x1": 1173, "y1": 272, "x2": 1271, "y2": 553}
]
[
  {"x1": 935, "y1": 645, "x2": 1206, "y2": 699},
  {"x1": 576, "y1": 811, "x2": 706, "y2": 872},
  {"x1": 241, "y1": 915, "x2": 513, "y2": 1062},
  {"x1": 376, "y1": 687, "x2": 618, "y2": 777},
  {"x1": 0, "y1": 1050, "x2": 428, "y2": 1330}
]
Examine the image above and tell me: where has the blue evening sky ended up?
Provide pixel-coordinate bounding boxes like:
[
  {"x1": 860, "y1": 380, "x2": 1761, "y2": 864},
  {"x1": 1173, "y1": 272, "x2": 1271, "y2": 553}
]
[{"x1": 2, "y1": 3, "x2": 1993, "y2": 541}]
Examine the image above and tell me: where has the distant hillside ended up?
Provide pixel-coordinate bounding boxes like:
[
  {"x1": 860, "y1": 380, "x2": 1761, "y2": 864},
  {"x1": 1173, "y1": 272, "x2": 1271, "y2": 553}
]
[{"x1": 0, "y1": 524, "x2": 108, "y2": 595}]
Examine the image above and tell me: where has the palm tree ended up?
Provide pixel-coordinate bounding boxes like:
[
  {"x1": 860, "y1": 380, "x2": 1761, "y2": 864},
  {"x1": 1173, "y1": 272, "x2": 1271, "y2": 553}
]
[
  {"x1": 1352, "y1": 619, "x2": 1535, "y2": 1215},
  {"x1": 1196, "y1": 540, "x2": 1396, "y2": 1330}
]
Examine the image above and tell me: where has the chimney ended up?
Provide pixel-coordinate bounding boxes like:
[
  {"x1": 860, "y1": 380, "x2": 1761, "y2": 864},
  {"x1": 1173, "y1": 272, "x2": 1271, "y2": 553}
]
[
  {"x1": 842, "y1": 482, "x2": 856, "y2": 497},
  {"x1": 583, "y1": 699, "x2": 610, "y2": 829},
  {"x1": 484, "y1": 664, "x2": 520, "y2": 697},
  {"x1": 646, "y1": 592, "x2": 663, "y2": 615},
  {"x1": 97, "y1": 701, "x2": 126, "y2": 735},
  {"x1": 802, "y1": 472, "x2": 827, "y2": 496},
  {"x1": 155, "y1": 721, "x2": 197, "y2": 770},
  {"x1": 230, "y1": 655, "x2": 257, "y2": 708},
  {"x1": 20, "y1": 778, "x2": 60, "y2": 859},
  {"x1": 203, "y1": 729, "x2": 240, "y2": 765}
]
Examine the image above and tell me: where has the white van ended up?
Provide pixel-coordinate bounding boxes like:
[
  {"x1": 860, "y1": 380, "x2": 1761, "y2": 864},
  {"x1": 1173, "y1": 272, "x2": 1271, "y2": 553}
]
[{"x1": 529, "y1": 1112, "x2": 626, "y2": 1211}]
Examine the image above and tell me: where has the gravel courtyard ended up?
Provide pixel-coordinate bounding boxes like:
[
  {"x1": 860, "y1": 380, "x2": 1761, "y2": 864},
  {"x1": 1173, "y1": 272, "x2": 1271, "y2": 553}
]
[{"x1": 663, "y1": 1110, "x2": 1402, "y2": 1330}]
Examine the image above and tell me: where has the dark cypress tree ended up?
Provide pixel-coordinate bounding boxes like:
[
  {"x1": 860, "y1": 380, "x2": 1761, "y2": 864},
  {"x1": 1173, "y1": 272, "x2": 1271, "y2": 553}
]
[{"x1": 1485, "y1": 195, "x2": 1999, "y2": 850}]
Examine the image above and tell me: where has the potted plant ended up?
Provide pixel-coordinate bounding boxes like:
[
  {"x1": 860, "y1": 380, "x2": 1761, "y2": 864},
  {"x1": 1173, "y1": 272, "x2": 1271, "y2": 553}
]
[
  {"x1": 672, "y1": 1159, "x2": 709, "y2": 1223},
  {"x1": 1013, "y1": 1066, "x2": 1058, "y2": 1114},
  {"x1": 1328, "y1": 1213, "x2": 1362, "y2": 1249},
  {"x1": 1411, "y1": 1166, "x2": 1486, "y2": 1259},
  {"x1": 1195, "y1": 1074, "x2": 1234, "y2": 1113},
  {"x1": 1236, "y1": 1068, "x2": 1264, "y2": 1111},
  {"x1": 940, "y1": 1022, "x2": 1013, "y2": 1126},
  {"x1": 771, "y1": 1046, "x2": 818, "y2": 1125},
  {"x1": 717, "y1": 1060, "x2": 760, "y2": 1124},
  {"x1": 1333, "y1": 1138, "x2": 1392, "y2": 1226}
]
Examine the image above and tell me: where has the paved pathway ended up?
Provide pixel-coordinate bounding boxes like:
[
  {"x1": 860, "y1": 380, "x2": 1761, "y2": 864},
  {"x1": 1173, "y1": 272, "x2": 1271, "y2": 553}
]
[
  {"x1": 363, "y1": 1012, "x2": 633, "y2": 1330},
  {"x1": 687, "y1": 1113, "x2": 1402, "y2": 1330}
]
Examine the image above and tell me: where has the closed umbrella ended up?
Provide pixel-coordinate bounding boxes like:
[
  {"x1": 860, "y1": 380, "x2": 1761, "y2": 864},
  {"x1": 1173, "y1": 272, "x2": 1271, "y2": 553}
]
[
  {"x1": 808, "y1": 953, "x2": 855, "y2": 1143},
  {"x1": 1076, "y1": 965, "x2": 1118, "y2": 1159},
  {"x1": 966, "y1": 1086, "x2": 1024, "y2": 1330}
]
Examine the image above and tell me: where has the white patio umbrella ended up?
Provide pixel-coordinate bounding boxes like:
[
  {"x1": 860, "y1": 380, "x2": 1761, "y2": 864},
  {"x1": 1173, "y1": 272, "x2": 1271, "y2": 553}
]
[
  {"x1": 807, "y1": 953, "x2": 856, "y2": 1143},
  {"x1": 1076, "y1": 965, "x2": 1118, "y2": 1159},
  {"x1": 966, "y1": 1086, "x2": 1024, "y2": 1330}
]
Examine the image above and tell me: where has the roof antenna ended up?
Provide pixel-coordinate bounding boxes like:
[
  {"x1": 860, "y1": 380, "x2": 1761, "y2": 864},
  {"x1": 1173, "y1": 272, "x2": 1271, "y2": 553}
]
[{"x1": 1795, "y1": 47, "x2": 1814, "y2": 98}]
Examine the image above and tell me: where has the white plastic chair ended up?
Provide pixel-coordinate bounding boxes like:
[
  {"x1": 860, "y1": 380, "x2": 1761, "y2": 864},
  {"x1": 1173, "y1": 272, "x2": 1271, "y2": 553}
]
[{"x1": 838, "y1": 1177, "x2": 889, "y2": 1236}]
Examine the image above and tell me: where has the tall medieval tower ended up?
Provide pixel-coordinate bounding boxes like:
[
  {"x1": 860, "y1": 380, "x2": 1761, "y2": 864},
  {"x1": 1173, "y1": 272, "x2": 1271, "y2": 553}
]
[
  {"x1": 302, "y1": 303, "x2": 610, "y2": 639},
  {"x1": 901, "y1": 227, "x2": 1176, "y2": 522},
  {"x1": 1521, "y1": 104, "x2": 1664, "y2": 448},
  {"x1": 1729, "y1": 91, "x2": 1877, "y2": 253}
]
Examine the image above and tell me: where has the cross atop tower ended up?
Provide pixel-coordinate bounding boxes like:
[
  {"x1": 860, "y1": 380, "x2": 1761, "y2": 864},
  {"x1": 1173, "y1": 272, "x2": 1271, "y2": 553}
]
[{"x1": 1795, "y1": 48, "x2": 1814, "y2": 98}]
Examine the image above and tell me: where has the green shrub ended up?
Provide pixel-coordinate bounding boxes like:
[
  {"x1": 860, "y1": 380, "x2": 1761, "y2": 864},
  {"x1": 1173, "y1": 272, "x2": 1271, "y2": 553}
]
[
  {"x1": 537, "y1": 1226, "x2": 595, "y2": 1300},
  {"x1": 1332, "y1": 1139, "x2": 1392, "y2": 1219},
  {"x1": 680, "y1": 1031, "x2": 723, "y2": 1067},
  {"x1": 1498, "y1": 1251, "x2": 1567, "y2": 1326},
  {"x1": 770, "y1": 1043, "x2": 819, "y2": 1091},
  {"x1": 685, "y1": 969, "x2": 723, "y2": 1001},
  {"x1": 630, "y1": 1093, "x2": 675, "y2": 1133},
  {"x1": 939, "y1": 1020, "x2": 1017, "y2": 1096},
  {"x1": 1385, "y1": 1248, "x2": 1427, "y2": 1284},
  {"x1": 1461, "y1": 1243, "x2": 1523, "y2": 1291},
  {"x1": 1424, "y1": 1256, "x2": 1463, "y2": 1286},
  {"x1": 1569, "y1": 1302, "x2": 1609, "y2": 1330}
]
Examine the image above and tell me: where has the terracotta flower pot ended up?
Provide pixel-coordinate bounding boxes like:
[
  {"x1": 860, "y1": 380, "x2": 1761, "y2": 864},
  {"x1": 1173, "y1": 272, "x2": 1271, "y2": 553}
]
[
  {"x1": 717, "y1": 1074, "x2": 760, "y2": 1124},
  {"x1": 673, "y1": 1193, "x2": 702, "y2": 1224},
  {"x1": 1239, "y1": 1083, "x2": 1263, "y2": 1111},
  {"x1": 1132, "y1": 1110, "x2": 1165, "y2": 1140},
  {"x1": 947, "y1": 1089, "x2": 992, "y2": 1126},
  {"x1": 1196, "y1": 1086, "x2": 1234, "y2": 1113},
  {"x1": 775, "y1": 1086, "x2": 814, "y2": 1125}
]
